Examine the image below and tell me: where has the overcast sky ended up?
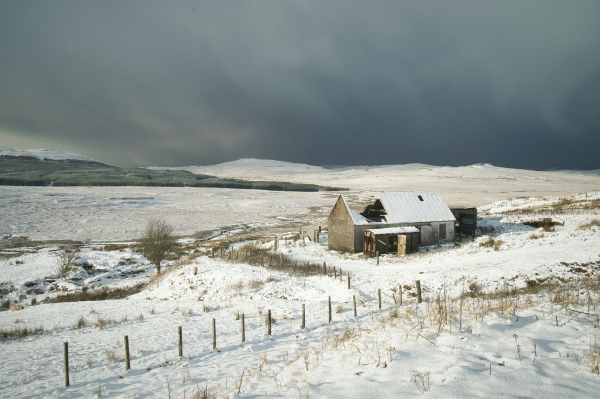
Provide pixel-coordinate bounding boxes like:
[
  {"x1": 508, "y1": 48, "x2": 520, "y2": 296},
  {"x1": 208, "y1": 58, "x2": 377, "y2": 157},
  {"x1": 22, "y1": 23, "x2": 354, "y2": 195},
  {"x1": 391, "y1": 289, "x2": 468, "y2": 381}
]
[{"x1": 1, "y1": 1, "x2": 599, "y2": 169}]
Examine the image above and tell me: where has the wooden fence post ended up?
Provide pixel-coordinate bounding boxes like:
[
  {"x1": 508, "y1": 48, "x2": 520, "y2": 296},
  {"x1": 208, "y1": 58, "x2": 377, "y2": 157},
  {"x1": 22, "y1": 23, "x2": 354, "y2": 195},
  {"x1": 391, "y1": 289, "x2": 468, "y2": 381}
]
[
  {"x1": 348, "y1": 272, "x2": 351, "y2": 289},
  {"x1": 353, "y1": 295, "x2": 357, "y2": 317},
  {"x1": 340, "y1": 268, "x2": 342, "y2": 282},
  {"x1": 416, "y1": 280, "x2": 422, "y2": 304},
  {"x1": 124, "y1": 335, "x2": 131, "y2": 371},
  {"x1": 241, "y1": 313, "x2": 245, "y2": 343},
  {"x1": 302, "y1": 304, "x2": 306, "y2": 330},
  {"x1": 212, "y1": 318, "x2": 217, "y2": 350},
  {"x1": 211, "y1": 247, "x2": 214, "y2": 258},
  {"x1": 376, "y1": 251, "x2": 379, "y2": 266},
  {"x1": 328, "y1": 296, "x2": 332, "y2": 323},
  {"x1": 280, "y1": 253, "x2": 283, "y2": 267},
  {"x1": 63, "y1": 342, "x2": 70, "y2": 387},
  {"x1": 334, "y1": 266, "x2": 336, "y2": 279},
  {"x1": 378, "y1": 289, "x2": 382, "y2": 310},
  {"x1": 323, "y1": 262, "x2": 326, "y2": 274},
  {"x1": 268, "y1": 310, "x2": 272, "y2": 336},
  {"x1": 399, "y1": 284, "x2": 403, "y2": 306},
  {"x1": 178, "y1": 326, "x2": 183, "y2": 357}
]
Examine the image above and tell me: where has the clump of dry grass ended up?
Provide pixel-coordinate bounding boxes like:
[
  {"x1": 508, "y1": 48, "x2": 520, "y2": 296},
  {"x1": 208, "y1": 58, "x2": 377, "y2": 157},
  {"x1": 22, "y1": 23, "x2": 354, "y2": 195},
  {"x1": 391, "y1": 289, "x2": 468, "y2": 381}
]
[
  {"x1": 0, "y1": 325, "x2": 44, "y2": 340},
  {"x1": 75, "y1": 315, "x2": 86, "y2": 329},
  {"x1": 336, "y1": 304, "x2": 344, "y2": 314},
  {"x1": 479, "y1": 237, "x2": 495, "y2": 248},
  {"x1": 47, "y1": 283, "x2": 147, "y2": 303},
  {"x1": 493, "y1": 239, "x2": 504, "y2": 251},
  {"x1": 578, "y1": 219, "x2": 600, "y2": 230},
  {"x1": 105, "y1": 348, "x2": 118, "y2": 364},
  {"x1": 523, "y1": 217, "x2": 562, "y2": 232},
  {"x1": 182, "y1": 309, "x2": 193, "y2": 317}
]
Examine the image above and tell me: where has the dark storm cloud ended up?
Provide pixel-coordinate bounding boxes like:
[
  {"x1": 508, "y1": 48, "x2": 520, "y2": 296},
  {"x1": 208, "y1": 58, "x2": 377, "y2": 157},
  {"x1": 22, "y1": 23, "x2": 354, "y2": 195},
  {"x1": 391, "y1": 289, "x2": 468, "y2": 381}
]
[{"x1": 1, "y1": 1, "x2": 599, "y2": 168}]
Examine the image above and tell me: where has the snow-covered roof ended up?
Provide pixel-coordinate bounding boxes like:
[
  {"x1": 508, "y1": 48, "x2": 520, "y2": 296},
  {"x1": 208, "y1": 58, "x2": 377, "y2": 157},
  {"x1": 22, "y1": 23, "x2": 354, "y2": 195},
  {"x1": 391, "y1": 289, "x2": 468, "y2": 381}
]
[
  {"x1": 369, "y1": 193, "x2": 455, "y2": 223},
  {"x1": 365, "y1": 226, "x2": 420, "y2": 235}
]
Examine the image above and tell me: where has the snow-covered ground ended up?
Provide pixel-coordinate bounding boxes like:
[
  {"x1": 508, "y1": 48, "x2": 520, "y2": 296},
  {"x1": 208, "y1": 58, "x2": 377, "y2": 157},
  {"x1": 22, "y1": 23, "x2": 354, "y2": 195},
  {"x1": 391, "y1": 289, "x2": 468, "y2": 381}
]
[{"x1": 2, "y1": 191, "x2": 600, "y2": 398}]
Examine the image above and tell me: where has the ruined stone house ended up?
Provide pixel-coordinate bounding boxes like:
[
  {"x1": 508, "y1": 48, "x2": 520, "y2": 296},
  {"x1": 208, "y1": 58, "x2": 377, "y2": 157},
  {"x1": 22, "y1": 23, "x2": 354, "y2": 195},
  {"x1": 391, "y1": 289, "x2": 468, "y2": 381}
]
[{"x1": 328, "y1": 193, "x2": 456, "y2": 254}]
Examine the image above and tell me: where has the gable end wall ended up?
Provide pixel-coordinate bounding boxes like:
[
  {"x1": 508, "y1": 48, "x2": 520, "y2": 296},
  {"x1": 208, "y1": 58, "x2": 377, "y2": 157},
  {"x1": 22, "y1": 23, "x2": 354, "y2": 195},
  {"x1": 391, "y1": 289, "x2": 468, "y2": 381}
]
[{"x1": 328, "y1": 196, "x2": 355, "y2": 252}]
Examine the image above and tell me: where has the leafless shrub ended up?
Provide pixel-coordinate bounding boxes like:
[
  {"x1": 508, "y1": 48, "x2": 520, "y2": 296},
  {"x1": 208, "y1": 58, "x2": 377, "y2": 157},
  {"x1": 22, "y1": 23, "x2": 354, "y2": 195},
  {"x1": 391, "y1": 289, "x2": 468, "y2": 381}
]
[{"x1": 56, "y1": 248, "x2": 80, "y2": 277}]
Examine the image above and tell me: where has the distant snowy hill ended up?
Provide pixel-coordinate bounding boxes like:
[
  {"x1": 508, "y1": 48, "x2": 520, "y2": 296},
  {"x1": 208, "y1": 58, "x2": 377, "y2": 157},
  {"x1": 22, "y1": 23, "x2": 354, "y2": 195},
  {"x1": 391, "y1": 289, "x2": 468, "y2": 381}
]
[
  {"x1": 0, "y1": 149, "x2": 103, "y2": 164},
  {"x1": 148, "y1": 158, "x2": 328, "y2": 173}
]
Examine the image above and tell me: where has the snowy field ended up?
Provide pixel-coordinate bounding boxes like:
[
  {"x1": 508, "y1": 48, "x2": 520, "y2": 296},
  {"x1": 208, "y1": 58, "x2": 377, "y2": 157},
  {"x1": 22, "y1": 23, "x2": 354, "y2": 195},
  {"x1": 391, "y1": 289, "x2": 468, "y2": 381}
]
[
  {"x1": 1, "y1": 191, "x2": 600, "y2": 397},
  {"x1": 2, "y1": 156, "x2": 600, "y2": 398}
]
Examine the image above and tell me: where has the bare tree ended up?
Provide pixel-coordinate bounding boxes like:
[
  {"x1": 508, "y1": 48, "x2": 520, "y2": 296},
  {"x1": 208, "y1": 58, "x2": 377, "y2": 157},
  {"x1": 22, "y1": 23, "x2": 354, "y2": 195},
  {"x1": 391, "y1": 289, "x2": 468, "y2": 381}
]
[{"x1": 141, "y1": 219, "x2": 176, "y2": 274}]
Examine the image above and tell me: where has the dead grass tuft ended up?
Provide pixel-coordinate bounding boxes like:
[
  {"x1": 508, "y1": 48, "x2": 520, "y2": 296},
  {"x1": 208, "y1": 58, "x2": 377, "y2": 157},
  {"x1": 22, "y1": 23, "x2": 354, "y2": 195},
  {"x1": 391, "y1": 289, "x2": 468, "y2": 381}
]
[
  {"x1": 47, "y1": 283, "x2": 146, "y2": 303},
  {"x1": 0, "y1": 325, "x2": 44, "y2": 340},
  {"x1": 578, "y1": 219, "x2": 600, "y2": 230}
]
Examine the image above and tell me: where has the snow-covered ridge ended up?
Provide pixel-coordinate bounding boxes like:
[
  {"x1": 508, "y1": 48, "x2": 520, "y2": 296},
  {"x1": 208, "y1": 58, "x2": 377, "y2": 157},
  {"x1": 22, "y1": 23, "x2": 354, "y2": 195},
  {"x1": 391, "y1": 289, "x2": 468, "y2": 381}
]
[
  {"x1": 0, "y1": 149, "x2": 103, "y2": 164},
  {"x1": 148, "y1": 158, "x2": 328, "y2": 173}
]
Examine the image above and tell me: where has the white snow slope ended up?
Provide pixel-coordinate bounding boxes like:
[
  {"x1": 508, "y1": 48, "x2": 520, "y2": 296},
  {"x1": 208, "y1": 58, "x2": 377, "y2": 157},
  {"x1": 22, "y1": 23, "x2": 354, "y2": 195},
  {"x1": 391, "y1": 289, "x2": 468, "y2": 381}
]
[{"x1": 2, "y1": 193, "x2": 600, "y2": 398}]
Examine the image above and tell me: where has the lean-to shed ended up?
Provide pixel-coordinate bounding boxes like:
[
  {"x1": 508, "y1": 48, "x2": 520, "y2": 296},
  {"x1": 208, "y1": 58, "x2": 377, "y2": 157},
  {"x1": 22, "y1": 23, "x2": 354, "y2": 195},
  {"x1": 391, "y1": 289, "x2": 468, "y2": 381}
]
[
  {"x1": 363, "y1": 226, "x2": 420, "y2": 256},
  {"x1": 328, "y1": 193, "x2": 456, "y2": 253}
]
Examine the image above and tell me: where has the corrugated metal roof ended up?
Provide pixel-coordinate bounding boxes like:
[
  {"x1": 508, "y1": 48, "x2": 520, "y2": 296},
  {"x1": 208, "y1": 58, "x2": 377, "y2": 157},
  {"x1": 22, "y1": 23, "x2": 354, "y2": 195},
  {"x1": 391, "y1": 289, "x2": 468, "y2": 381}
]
[
  {"x1": 365, "y1": 226, "x2": 420, "y2": 235},
  {"x1": 374, "y1": 193, "x2": 455, "y2": 223}
]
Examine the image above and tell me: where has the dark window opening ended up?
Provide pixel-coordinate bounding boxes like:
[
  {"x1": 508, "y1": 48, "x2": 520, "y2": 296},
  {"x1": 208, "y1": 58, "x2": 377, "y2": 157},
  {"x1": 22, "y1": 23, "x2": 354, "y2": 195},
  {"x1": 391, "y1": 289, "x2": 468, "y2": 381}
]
[{"x1": 418, "y1": 195, "x2": 424, "y2": 201}]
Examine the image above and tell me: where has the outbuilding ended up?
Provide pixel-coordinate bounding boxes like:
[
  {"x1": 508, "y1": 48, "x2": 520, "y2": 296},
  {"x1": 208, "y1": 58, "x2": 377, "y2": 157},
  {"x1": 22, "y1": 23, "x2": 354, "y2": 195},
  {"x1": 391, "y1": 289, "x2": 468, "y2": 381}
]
[{"x1": 328, "y1": 193, "x2": 456, "y2": 253}]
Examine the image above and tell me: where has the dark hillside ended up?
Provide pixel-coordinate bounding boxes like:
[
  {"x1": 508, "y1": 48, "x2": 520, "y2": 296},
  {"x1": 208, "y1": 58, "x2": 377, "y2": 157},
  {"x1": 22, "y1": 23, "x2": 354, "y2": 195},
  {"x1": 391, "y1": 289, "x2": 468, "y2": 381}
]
[{"x1": 0, "y1": 156, "x2": 347, "y2": 192}]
